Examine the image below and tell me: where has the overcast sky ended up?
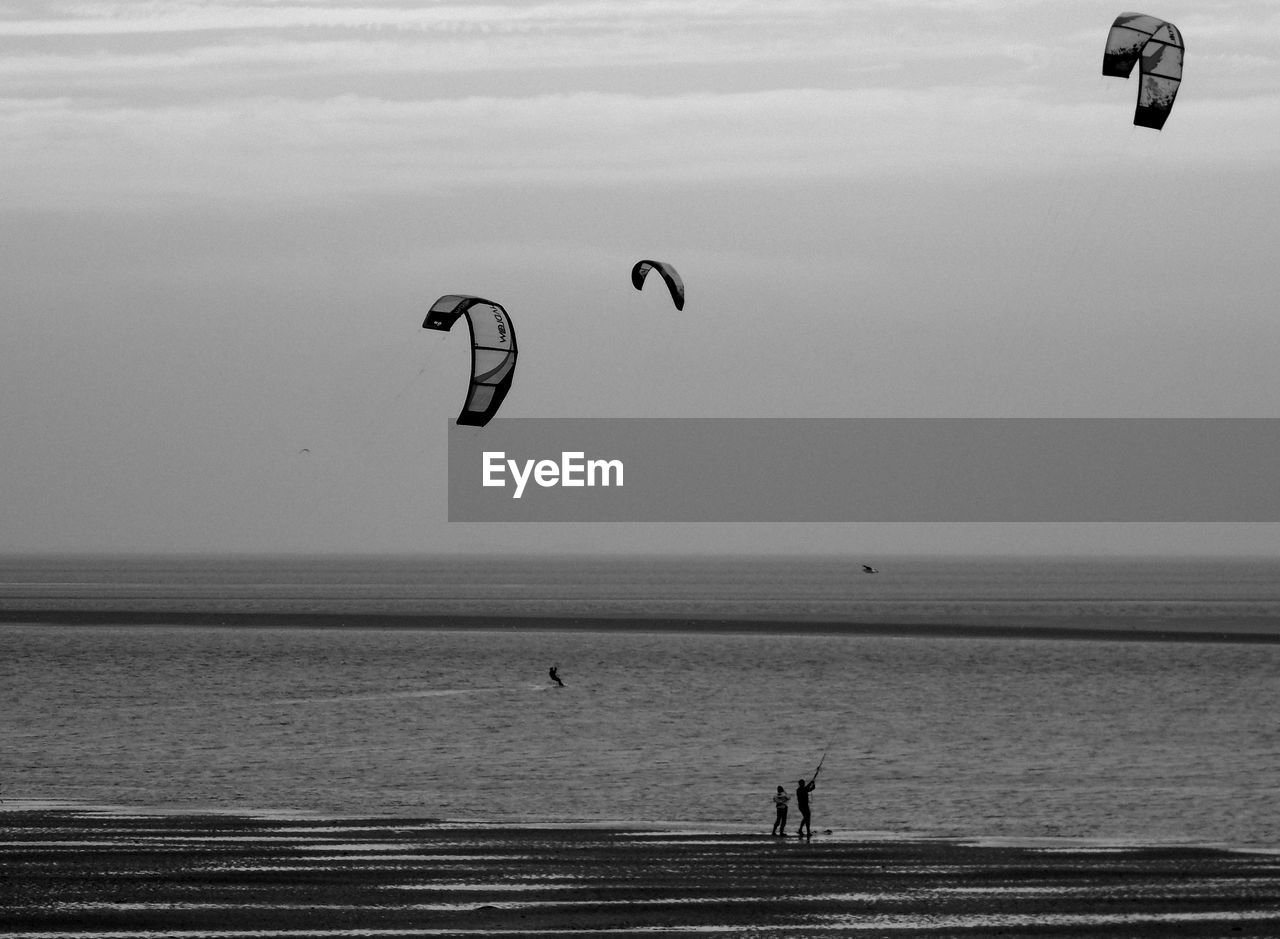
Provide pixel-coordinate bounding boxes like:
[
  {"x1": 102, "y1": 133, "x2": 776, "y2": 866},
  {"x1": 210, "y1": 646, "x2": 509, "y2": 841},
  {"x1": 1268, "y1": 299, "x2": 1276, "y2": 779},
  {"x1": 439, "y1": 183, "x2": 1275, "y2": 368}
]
[{"x1": 2, "y1": 1, "x2": 1279, "y2": 556}]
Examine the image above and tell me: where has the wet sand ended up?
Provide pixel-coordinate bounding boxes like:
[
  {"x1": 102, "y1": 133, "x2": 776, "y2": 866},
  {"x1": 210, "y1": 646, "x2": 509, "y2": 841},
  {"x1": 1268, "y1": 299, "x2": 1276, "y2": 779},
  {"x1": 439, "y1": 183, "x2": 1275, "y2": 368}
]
[{"x1": 5, "y1": 809, "x2": 1280, "y2": 937}]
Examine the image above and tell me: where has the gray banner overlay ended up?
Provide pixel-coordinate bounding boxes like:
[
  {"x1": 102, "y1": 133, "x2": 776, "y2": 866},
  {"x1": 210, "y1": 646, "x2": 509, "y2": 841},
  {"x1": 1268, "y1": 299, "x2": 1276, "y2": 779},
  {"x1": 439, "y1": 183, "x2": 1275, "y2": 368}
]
[{"x1": 447, "y1": 419, "x2": 1280, "y2": 522}]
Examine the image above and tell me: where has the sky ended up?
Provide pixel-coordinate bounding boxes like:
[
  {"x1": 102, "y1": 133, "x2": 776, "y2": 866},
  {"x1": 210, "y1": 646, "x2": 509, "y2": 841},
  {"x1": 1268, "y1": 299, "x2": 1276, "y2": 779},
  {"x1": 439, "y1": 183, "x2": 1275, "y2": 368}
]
[{"x1": 2, "y1": 0, "x2": 1279, "y2": 557}]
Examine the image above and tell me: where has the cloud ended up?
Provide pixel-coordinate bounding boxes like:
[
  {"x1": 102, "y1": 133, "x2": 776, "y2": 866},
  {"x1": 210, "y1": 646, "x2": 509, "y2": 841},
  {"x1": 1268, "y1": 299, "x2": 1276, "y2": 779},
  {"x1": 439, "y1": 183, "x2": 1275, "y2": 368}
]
[
  {"x1": 3, "y1": 2, "x2": 1276, "y2": 194},
  {"x1": 0, "y1": 1, "x2": 1111, "y2": 97},
  {"x1": 0, "y1": 0, "x2": 851, "y2": 37},
  {"x1": 4, "y1": 74, "x2": 1279, "y2": 212}
]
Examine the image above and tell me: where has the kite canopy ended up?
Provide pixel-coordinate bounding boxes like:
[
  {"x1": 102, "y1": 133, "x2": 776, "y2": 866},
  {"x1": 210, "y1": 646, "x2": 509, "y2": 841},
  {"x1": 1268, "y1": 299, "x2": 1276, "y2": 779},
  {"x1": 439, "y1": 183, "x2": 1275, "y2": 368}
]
[
  {"x1": 423, "y1": 294, "x2": 517, "y2": 427},
  {"x1": 631, "y1": 260, "x2": 685, "y2": 311},
  {"x1": 1102, "y1": 13, "x2": 1183, "y2": 130}
]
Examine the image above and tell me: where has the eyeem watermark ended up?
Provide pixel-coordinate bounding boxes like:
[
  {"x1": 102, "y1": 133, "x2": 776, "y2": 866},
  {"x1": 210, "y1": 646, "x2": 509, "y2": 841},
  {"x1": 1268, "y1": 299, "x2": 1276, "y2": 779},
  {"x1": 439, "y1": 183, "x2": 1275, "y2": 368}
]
[
  {"x1": 482, "y1": 450, "x2": 624, "y2": 500},
  {"x1": 451, "y1": 419, "x2": 1280, "y2": 521}
]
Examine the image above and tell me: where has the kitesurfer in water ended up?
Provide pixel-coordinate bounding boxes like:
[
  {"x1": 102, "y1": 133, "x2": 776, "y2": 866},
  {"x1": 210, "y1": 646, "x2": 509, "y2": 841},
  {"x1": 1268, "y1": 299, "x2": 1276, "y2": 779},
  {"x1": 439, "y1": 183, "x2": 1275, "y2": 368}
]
[
  {"x1": 795, "y1": 774, "x2": 817, "y2": 838},
  {"x1": 770, "y1": 786, "x2": 789, "y2": 836},
  {"x1": 549, "y1": 666, "x2": 564, "y2": 687}
]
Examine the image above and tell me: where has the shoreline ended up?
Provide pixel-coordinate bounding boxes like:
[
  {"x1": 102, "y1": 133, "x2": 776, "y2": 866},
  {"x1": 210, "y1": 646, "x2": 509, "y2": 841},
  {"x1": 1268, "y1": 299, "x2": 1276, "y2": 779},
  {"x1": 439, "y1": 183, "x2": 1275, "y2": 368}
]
[
  {"x1": 3, "y1": 608, "x2": 1279, "y2": 642},
  {"x1": 3, "y1": 798, "x2": 1274, "y2": 854},
  {"x1": 5, "y1": 806, "x2": 1280, "y2": 936}
]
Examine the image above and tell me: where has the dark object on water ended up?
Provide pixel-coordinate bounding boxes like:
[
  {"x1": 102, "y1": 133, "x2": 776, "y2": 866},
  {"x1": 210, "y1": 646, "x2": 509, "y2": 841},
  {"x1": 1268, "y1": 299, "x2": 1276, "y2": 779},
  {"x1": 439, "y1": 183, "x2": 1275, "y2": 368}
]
[{"x1": 549, "y1": 666, "x2": 564, "y2": 687}]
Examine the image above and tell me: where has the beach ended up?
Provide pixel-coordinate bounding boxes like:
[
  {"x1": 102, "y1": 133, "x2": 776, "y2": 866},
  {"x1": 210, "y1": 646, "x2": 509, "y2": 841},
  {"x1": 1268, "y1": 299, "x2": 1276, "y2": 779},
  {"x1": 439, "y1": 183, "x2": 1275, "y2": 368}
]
[
  {"x1": 5, "y1": 807, "x2": 1280, "y2": 937},
  {"x1": 6, "y1": 556, "x2": 1280, "y2": 933}
]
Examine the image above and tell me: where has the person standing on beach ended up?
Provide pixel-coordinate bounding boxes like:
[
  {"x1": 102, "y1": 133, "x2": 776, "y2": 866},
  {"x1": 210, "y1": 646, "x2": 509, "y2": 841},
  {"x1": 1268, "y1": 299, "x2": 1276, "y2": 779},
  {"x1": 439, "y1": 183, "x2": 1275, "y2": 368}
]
[
  {"x1": 795, "y1": 774, "x2": 817, "y2": 838},
  {"x1": 770, "y1": 786, "x2": 789, "y2": 835},
  {"x1": 549, "y1": 666, "x2": 564, "y2": 687}
]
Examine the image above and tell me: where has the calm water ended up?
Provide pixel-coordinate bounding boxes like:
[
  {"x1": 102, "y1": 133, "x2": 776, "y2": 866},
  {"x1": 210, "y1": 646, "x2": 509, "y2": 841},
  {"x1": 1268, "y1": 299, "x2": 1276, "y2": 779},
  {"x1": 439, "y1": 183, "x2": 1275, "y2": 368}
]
[{"x1": 3, "y1": 555, "x2": 1280, "y2": 849}]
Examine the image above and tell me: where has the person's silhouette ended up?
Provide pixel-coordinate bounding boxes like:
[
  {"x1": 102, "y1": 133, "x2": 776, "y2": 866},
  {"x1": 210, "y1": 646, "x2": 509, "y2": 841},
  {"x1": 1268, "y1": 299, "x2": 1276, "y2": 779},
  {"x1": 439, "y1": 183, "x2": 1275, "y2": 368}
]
[
  {"x1": 795, "y1": 775, "x2": 816, "y2": 838},
  {"x1": 770, "y1": 786, "x2": 789, "y2": 836}
]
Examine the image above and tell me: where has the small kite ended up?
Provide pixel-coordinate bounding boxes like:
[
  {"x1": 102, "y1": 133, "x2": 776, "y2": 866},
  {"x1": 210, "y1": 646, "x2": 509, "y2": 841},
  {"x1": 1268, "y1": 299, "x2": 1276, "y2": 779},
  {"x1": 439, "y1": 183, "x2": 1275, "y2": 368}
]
[{"x1": 631, "y1": 260, "x2": 685, "y2": 311}]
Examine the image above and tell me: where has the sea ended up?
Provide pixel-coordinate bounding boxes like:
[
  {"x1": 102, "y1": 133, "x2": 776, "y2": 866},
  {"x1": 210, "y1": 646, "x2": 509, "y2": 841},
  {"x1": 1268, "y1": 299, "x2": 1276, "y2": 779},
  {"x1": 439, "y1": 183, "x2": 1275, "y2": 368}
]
[{"x1": 3, "y1": 554, "x2": 1280, "y2": 850}]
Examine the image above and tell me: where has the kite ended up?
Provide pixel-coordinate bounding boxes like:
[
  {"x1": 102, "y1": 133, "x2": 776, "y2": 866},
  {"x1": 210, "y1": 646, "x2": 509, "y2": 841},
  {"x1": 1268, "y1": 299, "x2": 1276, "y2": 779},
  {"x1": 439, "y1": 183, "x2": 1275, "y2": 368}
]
[
  {"x1": 631, "y1": 260, "x2": 685, "y2": 311},
  {"x1": 423, "y1": 294, "x2": 517, "y2": 427},
  {"x1": 1102, "y1": 13, "x2": 1183, "y2": 130}
]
